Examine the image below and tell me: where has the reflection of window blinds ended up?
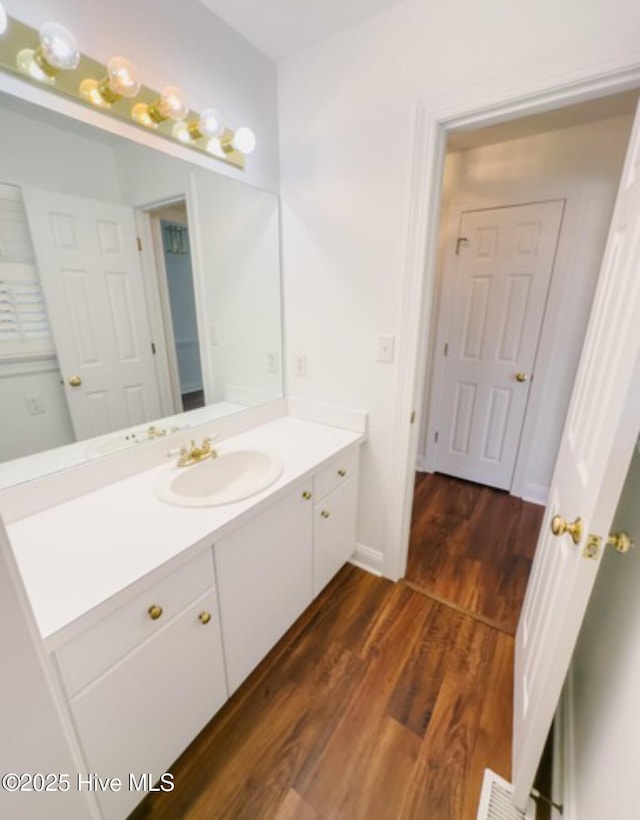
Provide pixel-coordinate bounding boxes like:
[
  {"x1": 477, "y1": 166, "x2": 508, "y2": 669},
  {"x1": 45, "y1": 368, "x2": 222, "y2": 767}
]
[{"x1": 0, "y1": 183, "x2": 52, "y2": 357}]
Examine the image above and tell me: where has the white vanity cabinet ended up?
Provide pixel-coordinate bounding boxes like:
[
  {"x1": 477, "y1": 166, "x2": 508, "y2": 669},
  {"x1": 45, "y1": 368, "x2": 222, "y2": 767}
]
[
  {"x1": 215, "y1": 484, "x2": 314, "y2": 694},
  {"x1": 312, "y1": 448, "x2": 359, "y2": 596},
  {"x1": 52, "y1": 550, "x2": 227, "y2": 820}
]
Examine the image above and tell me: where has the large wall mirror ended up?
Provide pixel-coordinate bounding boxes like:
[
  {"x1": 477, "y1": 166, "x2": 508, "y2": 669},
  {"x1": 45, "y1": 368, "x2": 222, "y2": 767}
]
[{"x1": 0, "y1": 90, "x2": 283, "y2": 489}]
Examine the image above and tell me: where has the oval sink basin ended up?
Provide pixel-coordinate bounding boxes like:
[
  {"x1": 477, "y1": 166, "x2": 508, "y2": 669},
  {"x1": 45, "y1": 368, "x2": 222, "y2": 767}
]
[{"x1": 154, "y1": 449, "x2": 283, "y2": 508}]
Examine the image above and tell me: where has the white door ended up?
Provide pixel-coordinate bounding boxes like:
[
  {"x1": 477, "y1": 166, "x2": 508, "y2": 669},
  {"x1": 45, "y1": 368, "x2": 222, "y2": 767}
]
[
  {"x1": 512, "y1": 102, "x2": 640, "y2": 809},
  {"x1": 436, "y1": 202, "x2": 564, "y2": 489},
  {"x1": 22, "y1": 188, "x2": 161, "y2": 440}
]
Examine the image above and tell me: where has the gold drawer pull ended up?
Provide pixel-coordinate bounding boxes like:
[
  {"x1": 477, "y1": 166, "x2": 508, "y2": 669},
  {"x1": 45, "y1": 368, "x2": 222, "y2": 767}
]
[
  {"x1": 198, "y1": 611, "x2": 212, "y2": 625},
  {"x1": 337, "y1": 469, "x2": 346, "y2": 477},
  {"x1": 148, "y1": 604, "x2": 163, "y2": 621},
  {"x1": 302, "y1": 490, "x2": 312, "y2": 500},
  {"x1": 321, "y1": 510, "x2": 330, "y2": 519}
]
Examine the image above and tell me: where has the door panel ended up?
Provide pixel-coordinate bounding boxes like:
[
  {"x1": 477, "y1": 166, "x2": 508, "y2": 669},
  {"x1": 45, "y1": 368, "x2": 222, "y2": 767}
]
[
  {"x1": 512, "y1": 101, "x2": 640, "y2": 808},
  {"x1": 23, "y1": 188, "x2": 161, "y2": 440},
  {"x1": 436, "y1": 201, "x2": 564, "y2": 489}
]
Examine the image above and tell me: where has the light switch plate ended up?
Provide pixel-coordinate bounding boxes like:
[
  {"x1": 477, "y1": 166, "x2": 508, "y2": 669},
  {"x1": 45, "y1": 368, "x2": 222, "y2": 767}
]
[
  {"x1": 294, "y1": 354, "x2": 307, "y2": 378},
  {"x1": 377, "y1": 335, "x2": 395, "y2": 363}
]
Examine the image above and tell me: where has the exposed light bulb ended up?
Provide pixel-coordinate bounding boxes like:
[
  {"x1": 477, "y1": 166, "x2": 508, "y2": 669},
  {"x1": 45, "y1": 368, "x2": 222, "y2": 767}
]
[
  {"x1": 233, "y1": 126, "x2": 256, "y2": 154},
  {"x1": 106, "y1": 57, "x2": 140, "y2": 98},
  {"x1": 80, "y1": 56, "x2": 140, "y2": 108},
  {"x1": 38, "y1": 22, "x2": 80, "y2": 71},
  {"x1": 221, "y1": 126, "x2": 256, "y2": 156},
  {"x1": 17, "y1": 21, "x2": 79, "y2": 82},
  {"x1": 0, "y1": 3, "x2": 7, "y2": 36},
  {"x1": 196, "y1": 108, "x2": 224, "y2": 138},
  {"x1": 147, "y1": 85, "x2": 189, "y2": 124}
]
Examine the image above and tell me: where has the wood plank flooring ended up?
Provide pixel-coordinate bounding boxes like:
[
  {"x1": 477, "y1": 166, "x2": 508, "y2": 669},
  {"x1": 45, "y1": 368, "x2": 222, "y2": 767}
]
[{"x1": 130, "y1": 473, "x2": 544, "y2": 820}]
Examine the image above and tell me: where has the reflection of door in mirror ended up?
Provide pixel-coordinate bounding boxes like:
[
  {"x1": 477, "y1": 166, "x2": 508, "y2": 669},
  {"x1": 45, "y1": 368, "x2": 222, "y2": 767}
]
[
  {"x1": 147, "y1": 202, "x2": 205, "y2": 414},
  {"x1": 22, "y1": 187, "x2": 162, "y2": 442}
]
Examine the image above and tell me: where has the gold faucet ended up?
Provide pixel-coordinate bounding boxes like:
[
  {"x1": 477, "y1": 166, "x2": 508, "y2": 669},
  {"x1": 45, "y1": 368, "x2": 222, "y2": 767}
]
[{"x1": 177, "y1": 437, "x2": 217, "y2": 467}]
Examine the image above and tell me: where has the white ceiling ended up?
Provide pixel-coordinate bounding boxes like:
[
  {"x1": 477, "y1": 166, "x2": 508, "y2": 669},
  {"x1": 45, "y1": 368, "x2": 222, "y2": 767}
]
[{"x1": 197, "y1": 0, "x2": 406, "y2": 61}]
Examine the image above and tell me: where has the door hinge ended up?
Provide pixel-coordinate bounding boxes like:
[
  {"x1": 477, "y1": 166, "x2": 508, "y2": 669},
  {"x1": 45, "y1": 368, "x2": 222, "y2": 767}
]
[
  {"x1": 410, "y1": 411, "x2": 416, "y2": 425},
  {"x1": 455, "y1": 237, "x2": 468, "y2": 255},
  {"x1": 444, "y1": 342, "x2": 449, "y2": 357},
  {"x1": 137, "y1": 236, "x2": 142, "y2": 251},
  {"x1": 434, "y1": 431, "x2": 439, "y2": 443},
  {"x1": 151, "y1": 342, "x2": 156, "y2": 355}
]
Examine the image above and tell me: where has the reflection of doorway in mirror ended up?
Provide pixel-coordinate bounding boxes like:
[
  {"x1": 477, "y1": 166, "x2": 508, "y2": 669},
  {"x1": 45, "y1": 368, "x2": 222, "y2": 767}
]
[{"x1": 147, "y1": 203, "x2": 205, "y2": 415}]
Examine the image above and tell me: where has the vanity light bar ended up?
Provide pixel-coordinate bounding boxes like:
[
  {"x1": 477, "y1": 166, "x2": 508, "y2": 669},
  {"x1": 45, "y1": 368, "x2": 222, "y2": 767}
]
[{"x1": 0, "y1": 14, "x2": 256, "y2": 169}]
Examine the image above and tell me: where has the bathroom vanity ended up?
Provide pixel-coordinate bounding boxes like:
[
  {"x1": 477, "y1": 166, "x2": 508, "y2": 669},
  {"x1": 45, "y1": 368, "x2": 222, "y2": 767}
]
[{"x1": 6, "y1": 414, "x2": 364, "y2": 820}]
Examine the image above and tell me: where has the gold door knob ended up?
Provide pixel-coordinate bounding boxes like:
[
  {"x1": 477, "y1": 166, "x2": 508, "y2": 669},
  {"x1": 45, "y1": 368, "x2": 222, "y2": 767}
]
[
  {"x1": 321, "y1": 510, "x2": 330, "y2": 519},
  {"x1": 302, "y1": 490, "x2": 312, "y2": 500},
  {"x1": 337, "y1": 469, "x2": 346, "y2": 477},
  {"x1": 551, "y1": 515, "x2": 583, "y2": 545},
  {"x1": 608, "y1": 531, "x2": 634, "y2": 554},
  {"x1": 68, "y1": 375, "x2": 82, "y2": 387},
  {"x1": 515, "y1": 372, "x2": 529, "y2": 383},
  {"x1": 198, "y1": 611, "x2": 212, "y2": 625},
  {"x1": 148, "y1": 604, "x2": 163, "y2": 621}
]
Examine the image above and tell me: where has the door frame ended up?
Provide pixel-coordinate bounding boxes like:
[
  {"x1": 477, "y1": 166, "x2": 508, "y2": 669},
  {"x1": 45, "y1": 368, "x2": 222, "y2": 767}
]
[{"x1": 385, "y1": 47, "x2": 640, "y2": 581}]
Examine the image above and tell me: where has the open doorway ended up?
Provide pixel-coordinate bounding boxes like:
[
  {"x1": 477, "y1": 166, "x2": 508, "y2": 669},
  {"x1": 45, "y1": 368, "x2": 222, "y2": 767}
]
[
  {"x1": 405, "y1": 89, "x2": 639, "y2": 624},
  {"x1": 143, "y1": 200, "x2": 205, "y2": 415}
]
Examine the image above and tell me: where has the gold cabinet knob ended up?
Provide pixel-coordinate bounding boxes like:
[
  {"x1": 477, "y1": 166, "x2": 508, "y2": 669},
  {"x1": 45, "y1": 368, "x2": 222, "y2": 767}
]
[
  {"x1": 198, "y1": 611, "x2": 212, "y2": 625},
  {"x1": 148, "y1": 604, "x2": 163, "y2": 621},
  {"x1": 551, "y1": 515, "x2": 583, "y2": 545},
  {"x1": 321, "y1": 510, "x2": 330, "y2": 519},
  {"x1": 302, "y1": 490, "x2": 312, "y2": 500},
  {"x1": 515, "y1": 372, "x2": 529, "y2": 383},
  {"x1": 608, "y1": 531, "x2": 634, "y2": 554},
  {"x1": 337, "y1": 469, "x2": 346, "y2": 477},
  {"x1": 68, "y1": 375, "x2": 82, "y2": 387}
]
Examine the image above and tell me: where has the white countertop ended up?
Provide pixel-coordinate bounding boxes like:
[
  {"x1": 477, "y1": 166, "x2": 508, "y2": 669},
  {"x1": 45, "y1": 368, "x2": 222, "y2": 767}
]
[{"x1": 7, "y1": 416, "x2": 364, "y2": 643}]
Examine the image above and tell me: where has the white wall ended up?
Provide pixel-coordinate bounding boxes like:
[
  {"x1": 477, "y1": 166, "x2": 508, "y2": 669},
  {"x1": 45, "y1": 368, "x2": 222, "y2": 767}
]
[
  {"x1": 3, "y1": 0, "x2": 279, "y2": 193},
  {"x1": 419, "y1": 115, "x2": 633, "y2": 503},
  {"x1": 567, "y1": 447, "x2": 640, "y2": 819},
  {"x1": 278, "y1": 0, "x2": 640, "y2": 568}
]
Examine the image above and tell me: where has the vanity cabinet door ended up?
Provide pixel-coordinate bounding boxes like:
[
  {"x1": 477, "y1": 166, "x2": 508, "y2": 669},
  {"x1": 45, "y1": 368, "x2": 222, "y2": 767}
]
[
  {"x1": 68, "y1": 588, "x2": 226, "y2": 820},
  {"x1": 215, "y1": 487, "x2": 313, "y2": 694},
  {"x1": 313, "y1": 474, "x2": 358, "y2": 596}
]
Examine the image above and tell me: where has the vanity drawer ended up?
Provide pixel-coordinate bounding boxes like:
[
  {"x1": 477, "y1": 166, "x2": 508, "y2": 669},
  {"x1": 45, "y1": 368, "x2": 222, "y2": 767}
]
[
  {"x1": 313, "y1": 447, "x2": 359, "y2": 501},
  {"x1": 55, "y1": 549, "x2": 215, "y2": 698}
]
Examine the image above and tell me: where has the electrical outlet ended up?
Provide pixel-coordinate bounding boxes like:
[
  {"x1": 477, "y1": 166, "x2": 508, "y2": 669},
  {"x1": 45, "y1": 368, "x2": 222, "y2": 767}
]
[
  {"x1": 25, "y1": 393, "x2": 45, "y2": 415},
  {"x1": 294, "y1": 354, "x2": 307, "y2": 378}
]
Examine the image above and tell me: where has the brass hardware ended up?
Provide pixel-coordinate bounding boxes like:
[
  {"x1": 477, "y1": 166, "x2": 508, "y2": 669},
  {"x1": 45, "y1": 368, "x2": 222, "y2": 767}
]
[
  {"x1": 148, "y1": 605, "x2": 163, "y2": 621},
  {"x1": 583, "y1": 534, "x2": 602, "y2": 560},
  {"x1": 147, "y1": 425, "x2": 166, "y2": 439},
  {"x1": 410, "y1": 410, "x2": 416, "y2": 424},
  {"x1": 68, "y1": 375, "x2": 82, "y2": 387},
  {"x1": 198, "y1": 611, "x2": 212, "y2": 625},
  {"x1": 551, "y1": 514, "x2": 583, "y2": 545},
  {"x1": 302, "y1": 491, "x2": 312, "y2": 500},
  {"x1": 337, "y1": 469, "x2": 346, "y2": 477},
  {"x1": 321, "y1": 510, "x2": 330, "y2": 519},
  {"x1": 177, "y1": 437, "x2": 217, "y2": 467},
  {"x1": 608, "y1": 531, "x2": 634, "y2": 554},
  {"x1": 515, "y1": 372, "x2": 529, "y2": 383}
]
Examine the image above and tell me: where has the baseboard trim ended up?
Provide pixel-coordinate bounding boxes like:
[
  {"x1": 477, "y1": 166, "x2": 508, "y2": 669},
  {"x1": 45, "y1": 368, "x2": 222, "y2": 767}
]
[{"x1": 349, "y1": 543, "x2": 383, "y2": 576}]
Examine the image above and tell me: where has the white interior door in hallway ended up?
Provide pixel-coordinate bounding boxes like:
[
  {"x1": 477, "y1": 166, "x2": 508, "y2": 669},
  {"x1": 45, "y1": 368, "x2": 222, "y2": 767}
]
[
  {"x1": 434, "y1": 201, "x2": 564, "y2": 489},
  {"x1": 23, "y1": 188, "x2": 162, "y2": 441},
  {"x1": 511, "y1": 99, "x2": 640, "y2": 809}
]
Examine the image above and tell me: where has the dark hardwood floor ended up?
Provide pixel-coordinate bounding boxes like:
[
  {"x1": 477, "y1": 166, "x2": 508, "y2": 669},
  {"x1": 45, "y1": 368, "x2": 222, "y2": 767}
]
[{"x1": 130, "y1": 473, "x2": 544, "y2": 820}]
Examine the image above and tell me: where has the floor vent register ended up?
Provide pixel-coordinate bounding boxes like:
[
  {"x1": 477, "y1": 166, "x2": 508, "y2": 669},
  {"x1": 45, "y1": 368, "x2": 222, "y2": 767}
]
[{"x1": 476, "y1": 770, "x2": 537, "y2": 820}]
